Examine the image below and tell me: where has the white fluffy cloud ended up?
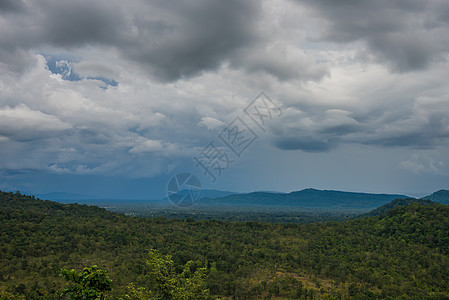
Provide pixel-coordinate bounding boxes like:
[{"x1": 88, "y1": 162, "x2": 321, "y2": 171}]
[{"x1": 0, "y1": 104, "x2": 71, "y2": 141}]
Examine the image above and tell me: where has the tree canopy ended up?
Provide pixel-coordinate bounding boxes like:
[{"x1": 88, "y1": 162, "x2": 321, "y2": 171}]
[{"x1": 1, "y1": 191, "x2": 449, "y2": 298}]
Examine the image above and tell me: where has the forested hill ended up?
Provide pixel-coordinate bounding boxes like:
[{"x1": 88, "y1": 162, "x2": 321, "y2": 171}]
[
  {"x1": 200, "y1": 188, "x2": 409, "y2": 210},
  {"x1": 2, "y1": 190, "x2": 449, "y2": 299},
  {"x1": 364, "y1": 198, "x2": 436, "y2": 217},
  {"x1": 423, "y1": 189, "x2": 449, "y2": 205},
  {"x1": 0, "y1": 191, "x2": 112, "y2": 217}
]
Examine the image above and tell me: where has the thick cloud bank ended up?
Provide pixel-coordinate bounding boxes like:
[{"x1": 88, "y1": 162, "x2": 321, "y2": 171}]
[{"x1": 0, "y1": 0, "x2": 448, "y2": 195}]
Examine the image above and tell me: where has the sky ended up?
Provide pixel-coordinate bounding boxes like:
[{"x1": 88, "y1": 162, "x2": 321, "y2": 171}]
[{"x1": 0, "y1": 0, "x2": 449, "y2": 200}]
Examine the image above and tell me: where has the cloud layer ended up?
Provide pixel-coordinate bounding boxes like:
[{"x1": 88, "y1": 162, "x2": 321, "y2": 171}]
[
  {"x1": 0, "y1": 0, "x2": 448, "y2": 195},
  {"x1": 300, "y1": 0, "x2": 449, "y2": 72}
]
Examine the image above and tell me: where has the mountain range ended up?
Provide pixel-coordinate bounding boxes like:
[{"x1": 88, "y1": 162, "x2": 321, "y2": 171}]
[
  {"x1": 34, "y1": 188, "x2": 449, "y2": 211},
  {"x1": 198, "y1": 188, "x2": 412, "y2": 210}
]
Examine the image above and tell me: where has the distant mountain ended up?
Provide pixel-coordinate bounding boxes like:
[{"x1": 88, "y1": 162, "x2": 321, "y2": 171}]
[
  {"x1": 36, "y1": 189, "x2": 238, "y2": 203},
  {"x1": 422, "y1": 190, "x2": 449, "y2": 205},
  {"x1": 199, "y1": 189, "x2": 238, "y2": 198},
  {"x1": 199, "y1": 188, "x2": 410, "y2": 210},
  {"x1": 364, "y1": 198, "x2": 436, "y2": 217},
  {"x1": 36, "y1": 189, "x2": 449, "y2": 211},
  {"x1": 161, "y1": 189, "x2": 238, "y2": 207}
]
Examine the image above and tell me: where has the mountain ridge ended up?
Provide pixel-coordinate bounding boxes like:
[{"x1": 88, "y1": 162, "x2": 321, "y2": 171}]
[
  {"x1": 199, "y1": 188, "x2": 411, "y2": 210},
  {"x1": 364, "y1": 198, "x2": 436, "y2": 217},
  {"x1": 26, "y1": 188, "x2": 449, "y2": 210},
  {"x1": 422, "y1": 189, "x2": 449, "y2": 205}
]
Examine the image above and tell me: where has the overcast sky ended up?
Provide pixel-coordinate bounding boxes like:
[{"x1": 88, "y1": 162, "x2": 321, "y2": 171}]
[{"x1": 1, "y1": 0, "x2": 449, "y2": 199}]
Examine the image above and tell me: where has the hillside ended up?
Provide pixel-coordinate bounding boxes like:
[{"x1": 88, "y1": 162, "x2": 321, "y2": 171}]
[
  {"x1": 423, "y1": 189, "x2": 449, "y2": 205},
  {"x1": 1, "y1": 191, "x2": 449, "y2": 299},
  {"x1": 200, "y1": 188, "x2": 410, "y2": 210},
  {"x1": 364, "y1": 198, "x2": 436, "y2": 217}
]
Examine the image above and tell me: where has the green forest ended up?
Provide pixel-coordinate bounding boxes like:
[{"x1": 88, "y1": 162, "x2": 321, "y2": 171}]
[{"x1": 1, "y1": 191, "x2": 449, "y2": 299}]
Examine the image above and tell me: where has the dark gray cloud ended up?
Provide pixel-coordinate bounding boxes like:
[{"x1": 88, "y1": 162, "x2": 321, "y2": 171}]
[
  {"x1": 274, "y1": 136, "x2": 336, "y2": 152},
  {"x1": 0, "y1": 0, "x2": 263, "y2": 81},
  {"x1": 361, "y1": 111, "x2": 449, "y2": 149},
  {"x1": 298, "y1": 0, "x2": 449, "y2": 72},
  {"x1": 125, "y1": 0, "x2": 262, "y2": 81},
  {"x1": 270, "y1": 102, "x2": 449, "y2": 153},
  {"x1": 0, "y1": 0, "x2": 330, "y2": 82},
  {"x1": 0, "y1": 0, "x2": 25, "y2": 12},
  {"x1": 39, "y1": 0, "x2": 123, "y2": 47}
]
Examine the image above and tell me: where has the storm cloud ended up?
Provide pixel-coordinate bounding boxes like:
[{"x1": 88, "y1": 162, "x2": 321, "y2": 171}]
[
  {"x1": 0, "y1": 0, "x2": 448, "y2": 196},
  {"x1": 298, "y1": 0, "x2": 449, "y2": 72},
  {"x1": 0, "y1": 0, "x2": 263, "y2": 81}
]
